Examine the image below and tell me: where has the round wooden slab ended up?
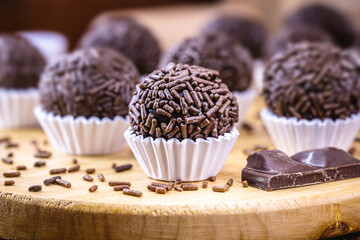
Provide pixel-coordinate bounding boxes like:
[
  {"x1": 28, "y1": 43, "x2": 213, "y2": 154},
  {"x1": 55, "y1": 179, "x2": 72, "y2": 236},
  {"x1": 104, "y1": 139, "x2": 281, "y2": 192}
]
[{"x1": 1, "y1": 98, "x2": 360, "y2": 240}]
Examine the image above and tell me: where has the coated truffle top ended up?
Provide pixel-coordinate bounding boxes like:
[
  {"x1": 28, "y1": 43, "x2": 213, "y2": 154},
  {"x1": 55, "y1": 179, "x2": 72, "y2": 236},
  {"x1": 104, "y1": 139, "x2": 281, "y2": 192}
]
[
  {"x1": 78, "y1": 16, "x2": 161, "y2": 74},
  {"x1": 201, "y1": 15, "x2": 267, "y2": 59},
  {"x1": 285, "y1": 4, "x2": 355, "y2": 48},
  {"x1": 160, "y1": 34, "x2": 253, "y2": 92},
  {"x1": 265, "y1": 25, "x2": 333, "y2": 59},
  {"x1": 129, "y1": 63, "x2": 239, "y2": 141},
  {"x1": 39, "y1": 48, "x2": 140, "y2": 118},
  {"x1": 263, "y1": 42, "x2": 360, "y2": 120},
  {"x1": 0, "y1": 34, "x2": 46, "y2": 89}
]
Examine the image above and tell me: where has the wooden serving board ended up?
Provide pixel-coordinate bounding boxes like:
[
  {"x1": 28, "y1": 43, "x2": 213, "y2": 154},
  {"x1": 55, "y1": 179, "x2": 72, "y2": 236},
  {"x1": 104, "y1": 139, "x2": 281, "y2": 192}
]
[{"x1": 1, "y1": 98, "x2": 360, "y2": 240}]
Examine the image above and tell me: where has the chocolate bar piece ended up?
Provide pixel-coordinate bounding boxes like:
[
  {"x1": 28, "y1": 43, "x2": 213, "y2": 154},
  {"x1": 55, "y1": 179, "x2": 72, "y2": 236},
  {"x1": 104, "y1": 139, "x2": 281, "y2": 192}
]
[{"x1": 241, "y1": 147, "x2": 360, "y2": 191}]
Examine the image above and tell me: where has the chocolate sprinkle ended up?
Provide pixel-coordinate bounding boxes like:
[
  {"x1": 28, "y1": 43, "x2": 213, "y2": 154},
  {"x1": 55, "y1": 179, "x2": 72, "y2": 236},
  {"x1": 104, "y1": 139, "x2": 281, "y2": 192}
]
[
  {"x1": 129, "y1": 63, "x2": 239, "y2": 140},
  {"x1": 263, "y1": 42, "x2": 360, "y2": 120}
]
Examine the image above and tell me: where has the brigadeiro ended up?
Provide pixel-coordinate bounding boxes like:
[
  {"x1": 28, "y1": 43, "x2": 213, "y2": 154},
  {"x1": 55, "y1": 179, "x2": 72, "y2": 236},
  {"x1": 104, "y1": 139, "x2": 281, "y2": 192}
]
[
  {"x1": 261, "y1": 42, "x2": 360, "y2": 155},
  {"x1": 78, "y1": 15, "x2": 161, "y2": 75},
  {"x1": 124, "y1": 63, "x2": 239, "y2": 181},
  {"x1": 265, "y1": 25, "x2": 333, "y2": 59},
  {"x1": 285, "y1": 4, "x2": 356, "y2": 48},
  {"x1": 160, "y1": 34, "x2": 257, "y2": 127},
  {"x1": 0, "y1": 34, "x2": 46, "y2": 129},
  {"x1": 35, "y1": 48, "x2": 140, "y2": 155}
]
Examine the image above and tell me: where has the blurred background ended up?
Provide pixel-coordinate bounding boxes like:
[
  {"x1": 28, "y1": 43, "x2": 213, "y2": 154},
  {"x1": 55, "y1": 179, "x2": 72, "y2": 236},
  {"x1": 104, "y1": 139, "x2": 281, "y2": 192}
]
[{"x1": 1, "y1": 0, "x2": 360, "y2": 50}]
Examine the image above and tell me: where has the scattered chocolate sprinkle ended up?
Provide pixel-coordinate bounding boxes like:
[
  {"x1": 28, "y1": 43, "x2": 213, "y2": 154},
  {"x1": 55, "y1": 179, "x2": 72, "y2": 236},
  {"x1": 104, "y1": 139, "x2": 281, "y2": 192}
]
[
  {"x1": 97, "y1": 173, "x2": 105, "y2": 182},
  {"x1": 28, "y1": 185, "x2": 42, "y2": 192},
  {"x1": 68, "y1": 165, "x2": 80, "y2": 173},
  {"x1": 123, "y1": 188, "x2": 143, "y2": 197},
  {"x1": 155, "y1": 187, "x2": 167, "y2": 194},
  {"x1": 147, "y1": 185, "x2": 156, "y2": 192},
  {"x1": 55, "y1": 178, "x2": 71, "y2": 188},
  {"x1": 348, "y1": 147, "x2": 356, "y2": 155},
  {"x1": 49, "y1": 168, "x2": 66, "y2": 175},
  {"x1": 181, "y1": 183, "x2": 198, "y2": 191},
  {"x1": 174, "y1": 185, "x2": 183, "y2": 192},
  {"x1": 112, "y1": 163, "x2": 116, "y2": 169},
  {"x1": 114, "y1": 185, "x2": 130, "y2": 191},
  {"x1": 208, "y1": 176, "x2": 216, "y2": 182},
  {"x1": 242, "y1": 180, "x2": 249, "y2": 188},
  {"x1": 151, "y1": 182, "x2": 172, "y2": 191},
  {"x1": 4, "y1": 141, "x2": 19, "y2": 149},
  {"x1": 16, "y1": 165, "x2": 27, "y2": 171},
  {"x1": 72, "y1": 158, "x2": 78, "y2": 164},
  {"x1": 3, "y1": 171, "x2": 20, "y2": 178},
  {"x1": 114, "y1": 164, "x2": 133, "y2": 173},
  {"x1": 43, "y1": 176, "x2": 61, "y2": 186},
  {"x1": 2, "y1": 157, "x2": 13, "y2": 164},
  {"x1": 212, "y1": 185, "x2": 230, "y2": 192},
  {"x1": 34, "y1": 161, "x2": 46, "y2": 167},
  {"x1": 34, "y1": 151, "x2": 52, "y2": 159},
  {"x1": 89, "y1": 185, "x2": 98, "y2": 193},
  {"x1": 85, "y1": 168, "x2": 96, "y2": 174},
  {"x1": 4, "y1": 180, "x2": 15, "y2": 186},
  {"x1": 202, "y1": 181, "x2": 208, "y2": 188},
  {"x1": 241, "y1": 122, "x2": 253, "y2": 132},
  {"x1": 0, "y1": 137, "x2": 10, "y2": 143},
  {"x1": 175, "y1": 179, "x2": 182, "y2": 185},
  {"x1": 108, "y1": 181, "x2": 131, "y2": 187},
  {"x1": 227, "y1": 178, "x2": 234, "y2": 187},
  {"x1": 7, "y1": 152, "x2": 13, "y2": 158},
  {"x1": 83, "y1": 174, "x2": 94, "y2": 182}
]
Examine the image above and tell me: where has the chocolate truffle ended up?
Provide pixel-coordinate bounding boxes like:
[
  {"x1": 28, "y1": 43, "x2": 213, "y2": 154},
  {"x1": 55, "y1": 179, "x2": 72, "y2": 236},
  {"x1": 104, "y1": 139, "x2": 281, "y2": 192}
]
[
  {"x1": 39, "y1": 48, "x2": 140, "y2": 118},
  {"x1": 265, "y1": 25, "x2": 333, "y2": 58},
  {"x1": 263, "y1": 42, "x2": 360, "y2": 120},
  {"x1": 160, "y1": 34, "x2": 253, "y2": 92},
  {"x1": 201, "y1": 15, "x2": 267, "y2": 58},
  {"x1": 78, "y1": 16, "x2": 161, "y2": 74},
  {"x1": 285, "y1": 4, "x2": 356, "y2": 48},
  {"x1": 128, "y1": 63, "x2": 239, "y2": 140},
  {"x1": 0, "y1": 34, "x2": 46, "y2": 89}
]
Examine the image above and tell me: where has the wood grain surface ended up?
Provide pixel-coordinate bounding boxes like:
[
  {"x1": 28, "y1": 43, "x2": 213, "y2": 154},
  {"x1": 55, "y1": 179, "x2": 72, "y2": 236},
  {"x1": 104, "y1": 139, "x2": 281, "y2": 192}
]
[{"x1": 1, "y1": 98, "x2": 360, "y2": 240}]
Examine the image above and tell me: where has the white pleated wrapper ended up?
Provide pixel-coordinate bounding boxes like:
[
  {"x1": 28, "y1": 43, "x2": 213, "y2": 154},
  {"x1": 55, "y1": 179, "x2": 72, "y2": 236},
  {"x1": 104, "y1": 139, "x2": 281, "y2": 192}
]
[
  {"x1": 124, "y1": 127, "x2": 239, "y2": 181},
  {"x1": 253, "y1": 60, "x2": 265, "y2": 92},
  {"x1": 233, "y1": 88, "x2": 257, "y2": 129},
  {"x1": 261, "y1": 108, "x2": 360, "y2": 155},
  {"x1": 34, "y1": 106, "x2": 129, "y2": 155},
  {"x1": 0, "y1": 88, "x2": 39, "y2": 129}
]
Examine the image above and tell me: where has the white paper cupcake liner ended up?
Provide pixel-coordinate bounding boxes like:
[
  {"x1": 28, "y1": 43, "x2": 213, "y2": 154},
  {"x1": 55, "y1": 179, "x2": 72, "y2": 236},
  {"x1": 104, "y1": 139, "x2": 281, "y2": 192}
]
[
  {"x1": 124, "y1": 127, "x2": 239, "y2": 181},
  {"x1": 261, "y1": 108, "x2": 360, "y2": 155},
  {"x1": 253, "y1": 60, "x2": 265, "y2": 92},
  {"x1": 34, "y1": 106, "x2": 129, "y2": 155},
  {"x1": 233, "y1": 88, "x2": 257, "y2": 129},
  {"x1": 0, "y1": 88, "x2": 39, "y2": 129}
]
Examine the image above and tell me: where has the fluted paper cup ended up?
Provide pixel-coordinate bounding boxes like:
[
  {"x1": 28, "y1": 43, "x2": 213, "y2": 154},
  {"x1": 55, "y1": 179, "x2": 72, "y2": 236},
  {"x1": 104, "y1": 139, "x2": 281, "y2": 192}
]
[
  {"x1": 34, "y1": 106, "x2": 129, "y2": 155},
  {"x1": 261, "y1": 108, "x2": 360, "y2": 155},
  {"x1": 253, "y1": 60, "x2": 265, "y2": 92},
  {"x1": 233, "y1": 88, "x2": 257, "y2": 129},
  {"x1": 124, "y1": 127, "x2": 239, "y2": 181},
  {"x1": 0, "y1": 88, "x2": 39, "y2": 129}
]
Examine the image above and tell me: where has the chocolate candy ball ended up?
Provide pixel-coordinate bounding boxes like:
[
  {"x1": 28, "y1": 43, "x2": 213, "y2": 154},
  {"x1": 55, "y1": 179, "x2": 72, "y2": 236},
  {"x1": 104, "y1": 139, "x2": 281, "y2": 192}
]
[
  {"x1": 265, "y1": 25, "x2": 333, "y2": 59},
  {"x1": 160, "y1": 34, "x2": 253, "y2": 92},
  {"x1": 39, "y1": 48, "x2": 140, "y2": 118},
  {"x1": 78, "y1": 16, "x2": 161, "y2": 74},
  {"x1": 285, "y1": 4, "x2": 355, "y2": 48},
  {"x1": 201, "y1": 15, "x2": 267, "y2": 59},
  {"x1": 0, "y1": 34, "x2": 46, "y2": 89},
  {"x1": 129, "y1": 63, "x2": 239, "y2": 140},
  {"x1": 263, "y1": 42, "x2": 360, "y2": 120}
]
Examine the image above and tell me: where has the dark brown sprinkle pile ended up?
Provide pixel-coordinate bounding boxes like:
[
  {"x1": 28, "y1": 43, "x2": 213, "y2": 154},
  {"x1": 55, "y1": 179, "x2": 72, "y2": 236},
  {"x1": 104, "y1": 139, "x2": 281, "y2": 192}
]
[
  {"x1": 34, "y1": 150, "x2": 52, "y2": 159},
  {"x1": 55, "y1": 178, "x2": 71, "y2": 188},
  {"x1": 83, "y1": 174, "x2": 94, "y2": 182},
  {"x1": 34, "y1": 161, "x2": 46, "y2": 167},
  {"x1": 39, "y1": 48, "x2": 140, "y2": 118},
  {"x1": 129, "y1": 63, "x2": 239, "y2": 140},
  {"x1": 85, "y1": 168, "x2": 96, "y2": 174},
  {"x1": 181, "y1": 183, "x2": 198, "y2": 191},
  {"x1": 68, "y1": 165, "x2": 80, "y2": 173},
  {"x1": 123, "y1": 188, "x2": 143, "y2": 197},
  {"x1": 160, "y1": 34, "x2": 253, "y2": 92},
  {"x1": 2, "y1": 157, "x2": 13, "y2": 164},
  {"x1": 43, "y1": 176, "x2": 61, "y2": 186},
  {"x1": 89, "y1": 185, "x2": 98, "y2": 193},
  {"x1": 28, "y1": 185, "x2": 42, "y2": 192},
  {"x1": 242, "y1": 180, "x2": 249, "y2": 188},
  {"x1": 114, "y1": 185, "x2": 130, "y2": 191},
  {"x1": 16, "y1": 165, "x2": 27, "y2": 171},
  {"x1": 208, "y1": 176, "x2": 216, "y2": 182},
  {"x1": 49, "y1": 168, "x2": 66, "y2": 175},
  {"x1": 114, "y1": 164, "x2": 132, "y2": 173},
  {"x1": 4, "y1": 180, "x2": 15, "y2": 186},
  {"x1": 202, "y1": 181, "x2": 208, "y2": 188},
  {"x1": 263, "y1": 42, "x2": 360, "y2": 120},
  {"x1": 97, "y1": 173, "x2": 105, "y2": 182},
  {"x1": 108, "y1": 181, "x2": 131, "y2": 187},
  {"x1": 3, "y1": 171, "x2": 20, "y2": 178},
  {"x1": 0, "y1": 34, "x2": 46, "y2": 89}
]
